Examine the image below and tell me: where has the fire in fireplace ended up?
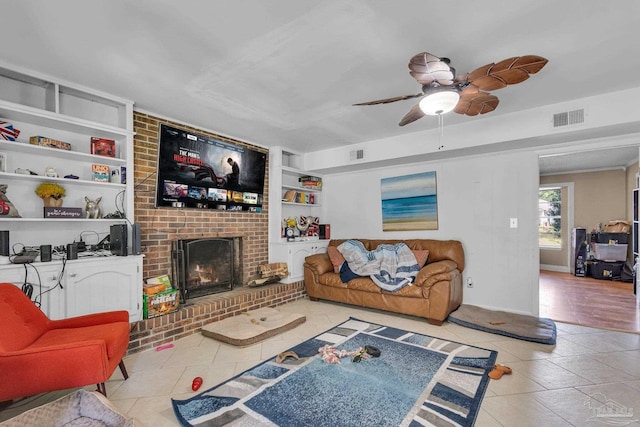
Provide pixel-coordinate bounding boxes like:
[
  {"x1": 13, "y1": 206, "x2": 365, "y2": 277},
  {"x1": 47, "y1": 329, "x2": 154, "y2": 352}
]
[{"x1": 171, "y1": 237, "x2": 241, "y2": 301}]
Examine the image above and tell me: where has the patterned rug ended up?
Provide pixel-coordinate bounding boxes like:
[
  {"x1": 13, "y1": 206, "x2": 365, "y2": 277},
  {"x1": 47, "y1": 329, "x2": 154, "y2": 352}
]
[{"x1": 172, "y1": 317, "x2": 497, "y2": 426}]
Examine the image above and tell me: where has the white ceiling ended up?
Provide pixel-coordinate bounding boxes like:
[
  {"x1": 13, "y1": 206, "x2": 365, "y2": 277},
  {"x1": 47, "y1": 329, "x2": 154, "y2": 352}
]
[
  {"x1": 539, "y1": 146, "x2": 639, "y2": 176},
  {"x1": 4, "y1": 0, "x2": 640, "y2": 172}
]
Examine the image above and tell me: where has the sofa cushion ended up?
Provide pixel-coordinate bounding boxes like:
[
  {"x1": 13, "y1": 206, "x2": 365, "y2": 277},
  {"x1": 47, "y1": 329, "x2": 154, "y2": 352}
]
[
  {"x1": 412, "y1": 250, "x2": 429, "y2": 268},
  {"x1": 327, "y1": 246, "x2": 345, "y2": 273}
]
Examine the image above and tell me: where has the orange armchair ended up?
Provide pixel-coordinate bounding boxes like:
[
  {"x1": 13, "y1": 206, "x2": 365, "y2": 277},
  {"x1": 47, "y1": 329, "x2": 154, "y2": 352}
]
[{"x1": 0, "y1": 283, "x2": 130, "y2": 402}]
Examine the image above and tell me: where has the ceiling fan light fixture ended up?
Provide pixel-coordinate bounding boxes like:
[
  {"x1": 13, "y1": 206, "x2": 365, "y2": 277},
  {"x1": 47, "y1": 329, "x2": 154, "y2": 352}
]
[{"x1": 419, "y1": 90, "x2": 460, "y2": 115}]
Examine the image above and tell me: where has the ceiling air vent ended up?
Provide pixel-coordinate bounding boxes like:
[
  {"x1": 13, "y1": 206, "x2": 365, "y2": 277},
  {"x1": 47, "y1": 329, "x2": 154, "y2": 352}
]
[
  {"x1": 553, "y1": 109, "x2": 585, "y2": 128},
  {"x1": 349, "y1": 149, "x2": 364, "y2": 161}
]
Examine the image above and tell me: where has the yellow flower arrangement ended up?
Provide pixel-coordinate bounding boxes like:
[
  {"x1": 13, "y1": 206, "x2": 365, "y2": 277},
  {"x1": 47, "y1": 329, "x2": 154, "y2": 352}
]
[{"x1": 35, "y1": 182, "x2": 66, "y2": 199}]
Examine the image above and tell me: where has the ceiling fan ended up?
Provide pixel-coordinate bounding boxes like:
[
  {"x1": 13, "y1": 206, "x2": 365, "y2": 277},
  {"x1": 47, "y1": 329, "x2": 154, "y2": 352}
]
[{"x1": 354, "y1": 52, "x2": 548, "y2": 126}]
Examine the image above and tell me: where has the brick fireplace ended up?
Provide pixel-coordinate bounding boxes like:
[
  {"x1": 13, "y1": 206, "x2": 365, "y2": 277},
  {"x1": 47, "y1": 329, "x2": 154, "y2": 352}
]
[
  {"x1": 133, "y1": 112, "x2": 269, "y2": 284},
  {"x1": 128, "y1": 112, "x2": 304, "y2": 354}
]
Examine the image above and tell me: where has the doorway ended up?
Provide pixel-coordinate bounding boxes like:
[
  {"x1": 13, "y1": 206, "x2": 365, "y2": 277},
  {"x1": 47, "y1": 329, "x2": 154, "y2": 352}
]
[{"x1": 538, "y1": 146, "x2": 639, "y2": 332}]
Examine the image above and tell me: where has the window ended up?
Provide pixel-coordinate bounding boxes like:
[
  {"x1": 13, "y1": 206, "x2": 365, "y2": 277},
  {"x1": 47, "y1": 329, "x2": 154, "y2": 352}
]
[{"x1": 539, "y1": 188, "x2": 562, "y2": 248}]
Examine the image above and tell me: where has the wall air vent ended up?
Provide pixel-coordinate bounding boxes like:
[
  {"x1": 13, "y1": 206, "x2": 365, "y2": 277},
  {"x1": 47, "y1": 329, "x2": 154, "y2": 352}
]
[
  {"x1": 349, "y1": 149, "x2": 364, "y2": 161},
  {"x1": 553, "y1": 109, "x2": 585, "y2": 128}
]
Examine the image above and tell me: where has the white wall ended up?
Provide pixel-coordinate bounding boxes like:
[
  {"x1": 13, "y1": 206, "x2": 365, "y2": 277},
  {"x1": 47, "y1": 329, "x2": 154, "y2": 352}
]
[
  {"x1": 322, "y1": 150, "x2": 541, "y2": 315},
  {"x1": 302, "y1": 87, "x2": 640, "y2": 316}
]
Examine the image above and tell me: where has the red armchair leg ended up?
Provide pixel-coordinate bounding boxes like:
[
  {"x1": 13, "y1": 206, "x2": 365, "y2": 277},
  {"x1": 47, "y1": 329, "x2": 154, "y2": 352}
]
[
  {"x1": 97, "y1": 383, "x2": 107, "y2": 396},
  {"x1": 119, "y1": 360, "x2": 129, "y2": 380}
]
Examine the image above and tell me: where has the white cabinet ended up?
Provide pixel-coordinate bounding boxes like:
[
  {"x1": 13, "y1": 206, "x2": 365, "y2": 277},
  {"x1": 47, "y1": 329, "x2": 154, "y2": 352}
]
[
  {"x1": 271, "y1": 241, "x2": 329, "y2": 283},
  {"x1": 65, "y1": 256, "x2": 143, "y2": 321},
  {"x1": 1, "y1": 255, "x2": 143, "y2": 321},
  {"x1": 0, "y1": 61, "x2": 135, "y2": 249},
  {"x1": 0, "y1": 262, "x2": 65, "y2": 319}
]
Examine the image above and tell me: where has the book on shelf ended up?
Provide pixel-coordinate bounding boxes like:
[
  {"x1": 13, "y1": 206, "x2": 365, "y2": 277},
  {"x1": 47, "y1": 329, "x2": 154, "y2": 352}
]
[
  {"x1": 29, "y1": 136, "x2": 71, "y2": 150},
  {"x1": 283, "y1": 190, "x2": 297, "y2": 202},
  {"x1": 91, "y1": 164, "x2": 110, "y2": 182},
  {"x1": 299, "y1": 175, "x2": 322, "y2": 188},
  {"x1": 90, "y1": 137, "x2": 116, "y2": 157},
  {"x1": 282, "y1": 189, "x2": 316, "y2": 204}
]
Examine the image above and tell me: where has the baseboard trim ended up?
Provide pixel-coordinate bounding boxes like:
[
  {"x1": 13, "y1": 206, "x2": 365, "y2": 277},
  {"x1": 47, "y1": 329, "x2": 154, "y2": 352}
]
[{"x1": 540, "y1": 264, "x2": 570, "y2": 273}]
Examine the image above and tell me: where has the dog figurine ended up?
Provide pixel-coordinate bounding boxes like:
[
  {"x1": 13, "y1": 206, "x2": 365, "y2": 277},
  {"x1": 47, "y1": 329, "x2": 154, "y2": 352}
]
[{"x1": 84, "y1": 196, "x2": 102, "y2": 219}]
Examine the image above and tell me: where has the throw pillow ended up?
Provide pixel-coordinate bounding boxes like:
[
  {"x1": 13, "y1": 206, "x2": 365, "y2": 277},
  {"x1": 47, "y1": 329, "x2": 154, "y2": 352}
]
[
  {"x1": 412, "y1": 249, "x2": 429, "y2": 268},
  {"x1": 0, "y1": 184, "x2": 21, "y2": 218},
  {"x1": 327, "y1": 246, "x2": 345, "y2": 273},
  {"x1": 339, "y1": 261, "x2": 364, "y2": 283}
]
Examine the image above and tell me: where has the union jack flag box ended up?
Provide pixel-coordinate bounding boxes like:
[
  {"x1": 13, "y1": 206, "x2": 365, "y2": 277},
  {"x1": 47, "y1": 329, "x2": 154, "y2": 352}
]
[{"x1": 0, "y1": 122, "x2": 20, "y2": 141}]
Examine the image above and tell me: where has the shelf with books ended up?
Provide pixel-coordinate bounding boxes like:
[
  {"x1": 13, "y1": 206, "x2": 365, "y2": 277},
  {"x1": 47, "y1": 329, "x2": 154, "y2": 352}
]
[
  {"x1": 0, "y1": 140, "x2": 126, "y2": 166},
  {"x1": 0, "y1": 62, "x2": 135, "y2": 249},
  {"x1": 269, "y1": 147, "x2": 325, "y2": 259}
]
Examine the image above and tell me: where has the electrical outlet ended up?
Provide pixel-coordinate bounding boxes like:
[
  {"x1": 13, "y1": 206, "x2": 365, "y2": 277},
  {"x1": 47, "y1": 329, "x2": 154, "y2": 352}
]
[
  {"x1": 466, "y1": 277, "x2": 473, "y2": 288},
  {"x1": 510, "y1": 218, "x2": 518, "y2": 228}
]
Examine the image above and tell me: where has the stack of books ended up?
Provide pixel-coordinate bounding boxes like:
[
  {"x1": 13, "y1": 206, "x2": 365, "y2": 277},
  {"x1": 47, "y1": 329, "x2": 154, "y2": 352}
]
[{"x1": 298, "y1": 175, "x2": 322, "y2": 189}]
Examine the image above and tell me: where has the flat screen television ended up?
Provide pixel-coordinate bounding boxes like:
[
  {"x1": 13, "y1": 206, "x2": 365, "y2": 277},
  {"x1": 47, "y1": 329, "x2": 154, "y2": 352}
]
[{"x1": 155, "y1": 124, "x2": 266, "y2": 211}]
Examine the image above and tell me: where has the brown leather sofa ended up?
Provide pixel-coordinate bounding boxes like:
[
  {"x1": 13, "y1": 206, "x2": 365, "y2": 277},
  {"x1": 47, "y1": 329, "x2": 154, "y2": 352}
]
[{"x1": 303, "y1": 239, "x2": 464, "y2": 325}]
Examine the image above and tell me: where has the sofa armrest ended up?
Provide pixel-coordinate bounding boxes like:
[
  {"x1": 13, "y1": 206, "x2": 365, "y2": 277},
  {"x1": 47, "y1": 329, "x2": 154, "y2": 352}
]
[
  {"x1": 414, "y1": 260, "x2": 459, "y2": 288},
  {"x1": 304, "y1": 253, "x2": 333, "y2": 275}
]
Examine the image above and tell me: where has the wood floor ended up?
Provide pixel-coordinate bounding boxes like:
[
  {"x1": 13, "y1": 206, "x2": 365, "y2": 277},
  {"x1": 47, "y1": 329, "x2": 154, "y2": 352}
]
[{"x1": 539, "y1": 270, "x2": 640, "y2": 333}]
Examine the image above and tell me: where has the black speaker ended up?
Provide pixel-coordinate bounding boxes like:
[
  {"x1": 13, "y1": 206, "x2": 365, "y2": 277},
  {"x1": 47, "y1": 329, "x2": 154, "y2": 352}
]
[
  {"x1": 319, "y1": 224, "x2": 331, "y2": 240},
  {"x1": 40, "y1": 244, "x2": 52, "y2": 262},
  {"x1": 110, "y1": 224, "x2": 128, "y2": 256},
  {"x1": 66, "y1": 243, "x2": 78, "y2": 260},
  {"x1": 132, "y1": 223, "x2": 141, "y2": 255},
  {"x1": 0, "y1": 230, "x2": 9, "y2": 257}
]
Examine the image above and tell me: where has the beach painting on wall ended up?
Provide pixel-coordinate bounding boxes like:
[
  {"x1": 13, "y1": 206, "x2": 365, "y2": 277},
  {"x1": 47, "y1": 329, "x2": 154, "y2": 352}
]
[{"x1": 381, "y1": 171, "x2": 438, "y2": 231}]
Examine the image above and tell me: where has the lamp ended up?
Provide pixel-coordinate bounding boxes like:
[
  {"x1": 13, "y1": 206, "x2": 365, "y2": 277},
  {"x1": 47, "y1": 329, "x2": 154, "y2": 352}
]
[{"x1": 418, "y1": 88, "x2": 460, "y2": 116}]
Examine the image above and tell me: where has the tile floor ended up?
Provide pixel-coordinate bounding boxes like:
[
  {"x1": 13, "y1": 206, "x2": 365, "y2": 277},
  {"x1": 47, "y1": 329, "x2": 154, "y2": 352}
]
[{"x1": 2, "y1": 298, "x2": 640, "y2": 426}]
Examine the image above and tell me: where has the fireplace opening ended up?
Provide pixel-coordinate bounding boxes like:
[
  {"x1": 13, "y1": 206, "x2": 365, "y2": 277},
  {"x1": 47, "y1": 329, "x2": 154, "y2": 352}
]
[{"x1": 171, "y1": 237, "x2": 242, "y2": 301}]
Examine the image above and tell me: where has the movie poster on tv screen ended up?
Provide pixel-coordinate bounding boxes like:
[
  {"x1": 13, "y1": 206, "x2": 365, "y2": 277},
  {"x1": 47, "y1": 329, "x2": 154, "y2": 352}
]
[{"x1": 156, "y1": 124, "x2": 266, "y2": 211}]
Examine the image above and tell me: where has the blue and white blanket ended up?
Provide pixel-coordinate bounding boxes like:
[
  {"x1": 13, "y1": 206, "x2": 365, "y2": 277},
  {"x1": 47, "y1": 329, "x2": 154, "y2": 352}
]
[{"x1": 337, "y1": 240, "x2": 420, "y2": 292}]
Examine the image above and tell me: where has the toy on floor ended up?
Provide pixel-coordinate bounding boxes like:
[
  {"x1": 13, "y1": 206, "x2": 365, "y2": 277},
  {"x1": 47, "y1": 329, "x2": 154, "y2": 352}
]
[
  {"x1": 192, "y1": 377, "x2": 203, "y2": 391},
  {"x1": 318, "y1": 344, "x2": 378, "y2": 364},
  {"x1": 155, "y1": 343, "x2": 174, "y2": 351}
]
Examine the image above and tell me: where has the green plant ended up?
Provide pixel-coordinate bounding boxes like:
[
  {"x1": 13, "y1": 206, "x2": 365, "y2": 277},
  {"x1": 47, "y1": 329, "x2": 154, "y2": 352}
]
[{"x1": 35, "y1": 182, "x2": 66, "y2": 199}]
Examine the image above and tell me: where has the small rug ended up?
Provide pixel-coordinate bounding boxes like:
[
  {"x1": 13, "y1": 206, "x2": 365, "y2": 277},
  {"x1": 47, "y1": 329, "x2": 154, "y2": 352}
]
[
  {"x1": 448, "y1": 304, "x2": 557, "y2": 345},
  {"x1": 0, "y1": 389, "x2": 135, "y2": 426},
  {"x1": 173, "y1": 317, "x2": 497, "y2": 426},
  {"x1": 201, "y1": 307, "x2": 306, "y2": 346}
]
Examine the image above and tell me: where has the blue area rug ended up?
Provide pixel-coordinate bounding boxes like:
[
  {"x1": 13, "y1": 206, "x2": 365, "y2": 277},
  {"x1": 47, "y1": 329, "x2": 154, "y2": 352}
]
[{"x1": 172, "y1": 317, "x2": 497, "y2": 426}]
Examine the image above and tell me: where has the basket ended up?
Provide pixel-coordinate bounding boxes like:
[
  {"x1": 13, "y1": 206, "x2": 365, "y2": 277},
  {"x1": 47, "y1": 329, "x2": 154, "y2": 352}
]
[{"x1": 592, "y1": 243, "x2": 627, "y2": 261}]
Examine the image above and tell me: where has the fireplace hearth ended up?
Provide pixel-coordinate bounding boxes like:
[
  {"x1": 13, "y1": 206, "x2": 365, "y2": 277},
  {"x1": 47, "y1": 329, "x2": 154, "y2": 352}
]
[{"x1": 171, "y1": 237, "x2": 242, "y2": 301}]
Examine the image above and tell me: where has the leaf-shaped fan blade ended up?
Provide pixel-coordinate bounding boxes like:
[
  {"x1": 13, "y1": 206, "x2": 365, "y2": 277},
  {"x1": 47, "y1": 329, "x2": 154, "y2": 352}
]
[
  {"x1": 454, "y1": 91, "x2": 499, "y2": 116},
  {"x1": 408, "y1": 52, "x2": 454, "y2": 85},
  {"x1": 353, "y1": 93, "x2": 423, "y2": 106},
  {"x1": 466, "y1": 55, "x2": 548, "y2": 92},
  {"x1": 399, "y1": 103, "x2": 425, "y2": 126}
]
